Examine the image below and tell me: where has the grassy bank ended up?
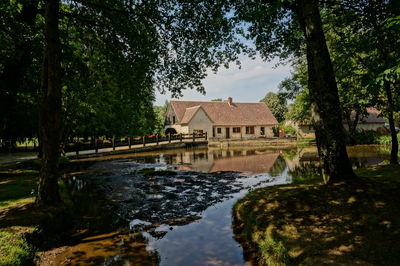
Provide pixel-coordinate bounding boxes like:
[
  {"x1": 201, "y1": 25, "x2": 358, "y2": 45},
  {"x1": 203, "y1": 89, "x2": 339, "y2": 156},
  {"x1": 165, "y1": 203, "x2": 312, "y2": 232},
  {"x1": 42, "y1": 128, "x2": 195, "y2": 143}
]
[
  {"x1": 0, "y1": 158, "x2": 94, "y2": 265},
  {"x1": 233, "y1": 164, "x2": 400, "y2": 265}
]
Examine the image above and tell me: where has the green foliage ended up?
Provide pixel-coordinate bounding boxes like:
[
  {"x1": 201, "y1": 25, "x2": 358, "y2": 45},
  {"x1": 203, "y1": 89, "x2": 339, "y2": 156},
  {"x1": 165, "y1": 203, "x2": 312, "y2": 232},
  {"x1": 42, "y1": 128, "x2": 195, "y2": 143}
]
[
  {"x1": 284, "y1": 89, "x2": 311, "y2": 124},
  {"x1": 281, "y1": 125, "x2": 296, "y2": 136},
  {"x1": 211, "y1": 98, "x2": 223, "y2": 102},
  {"x1": 153, "y1": 105, "x2": 167, "y2": 135},
  {"x1": 354, "y1": 131, "x2": 381, "y2": 145},
  {"x1": 260, "y1": 92, "x2": 288, "y2": 122},
  {"x1": 0, "y1": 0, "x2": 42, "y2": 141},
  {"x1": 353, "y1": 131, "x2": 400, "y2": 145},
  {"x1": 1, "y1": 0, "x2": 248, "y2": 141}
]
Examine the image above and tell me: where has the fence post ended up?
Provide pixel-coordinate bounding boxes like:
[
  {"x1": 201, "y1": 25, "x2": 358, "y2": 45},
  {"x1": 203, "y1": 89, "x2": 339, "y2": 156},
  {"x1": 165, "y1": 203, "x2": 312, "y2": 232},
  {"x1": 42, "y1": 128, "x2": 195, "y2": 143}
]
[
  {"x1": 168, "y1": 133, "x2": 171, "y2": 143},
  {"x1": 95, "y1": 138, "x2": 98, "y2": 153},
  {"x1": 128, "y1": 137, "x2": 131, "y2": 149},
  {"x1": 156, "y1": 134, "x2": 159, "y2": 145},
  {"x1": 205, "y1": 132, "x2": 207, "y2": 140},
  {"x1": 112, "y1": 137, "x2": 115, "y2": 151},
  {"x1": 180, "y1": 133, "x2": 183, "y2": 142},
  {"x1": 143, "y1": 136, "x2": 146, "y2": 147},
  {"x1": 193, "y1": 132, "x2": 195, "y2": 142}
]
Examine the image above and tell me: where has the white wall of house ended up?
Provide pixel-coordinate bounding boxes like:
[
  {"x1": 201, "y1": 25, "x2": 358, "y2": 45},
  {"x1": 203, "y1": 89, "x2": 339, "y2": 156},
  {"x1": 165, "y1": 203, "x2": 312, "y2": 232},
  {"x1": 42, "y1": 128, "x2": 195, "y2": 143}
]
[
  {"x1": 187, "y1": 108, "x2": 213, "y2": 136},
  {"x1": 343, "y1": 123, "x2": 385, "y2": 132},
  {"x1": 211, "y1": 125, "x2": 274, "y2": 139}
]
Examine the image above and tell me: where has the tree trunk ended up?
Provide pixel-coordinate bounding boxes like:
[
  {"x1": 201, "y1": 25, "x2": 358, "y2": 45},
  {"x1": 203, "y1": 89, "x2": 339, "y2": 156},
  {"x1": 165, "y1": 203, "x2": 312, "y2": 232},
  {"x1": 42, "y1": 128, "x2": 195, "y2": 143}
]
[
  {"x1": 346, "y1": 110, "x2": 359, "y2": 146},
  {"x1": 36, "y1": 0, "x2": 62, "y2": 205},
  {"x1": 384, "y1": 83, "x2": 399, "y2": 165},
  {"x1": 297, "y1": 0, "x2": 355, "y2": 183}
]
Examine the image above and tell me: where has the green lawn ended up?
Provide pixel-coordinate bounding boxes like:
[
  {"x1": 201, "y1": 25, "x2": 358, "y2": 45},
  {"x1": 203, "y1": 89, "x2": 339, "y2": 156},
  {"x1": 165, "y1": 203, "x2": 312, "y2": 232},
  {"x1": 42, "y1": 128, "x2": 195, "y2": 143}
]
[
  {"x1": 0, "y1": 158, "x2": 93, "y2": 266},
  {"x1": 233, "y1": 164, "x2": 400, "y2": 265}
]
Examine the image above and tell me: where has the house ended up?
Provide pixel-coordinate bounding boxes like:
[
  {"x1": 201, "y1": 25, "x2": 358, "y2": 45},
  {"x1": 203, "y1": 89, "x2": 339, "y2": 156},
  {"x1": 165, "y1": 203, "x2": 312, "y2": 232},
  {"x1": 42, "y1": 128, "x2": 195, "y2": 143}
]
[
  {"x1": 164, "y1": 97, "x2": 279, "y2": 139},
  {"x1": 287, "y1": 107, "x2": 386, "y2": 138}
]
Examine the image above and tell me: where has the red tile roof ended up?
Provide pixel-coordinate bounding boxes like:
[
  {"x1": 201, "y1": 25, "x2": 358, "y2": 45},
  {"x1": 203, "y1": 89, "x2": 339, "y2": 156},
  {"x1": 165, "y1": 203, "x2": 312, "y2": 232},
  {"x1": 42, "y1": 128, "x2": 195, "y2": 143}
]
[
  {"x1": 351, "y1": 107, "x2": 385, "y2": 123},
  {"x1": 180, "y1": 106, "x2": 202, "y2": 124},
  {"x1": 170, "y1": 100, "x2": 278, "y2": 126}
]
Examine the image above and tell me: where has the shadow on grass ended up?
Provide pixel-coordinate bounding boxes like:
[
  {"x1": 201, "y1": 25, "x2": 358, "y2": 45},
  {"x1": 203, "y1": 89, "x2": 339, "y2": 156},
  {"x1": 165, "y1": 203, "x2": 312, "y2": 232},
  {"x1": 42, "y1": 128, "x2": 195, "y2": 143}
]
[{"x1": 233, "y1": 165, "x2": 400, "y2": 265}]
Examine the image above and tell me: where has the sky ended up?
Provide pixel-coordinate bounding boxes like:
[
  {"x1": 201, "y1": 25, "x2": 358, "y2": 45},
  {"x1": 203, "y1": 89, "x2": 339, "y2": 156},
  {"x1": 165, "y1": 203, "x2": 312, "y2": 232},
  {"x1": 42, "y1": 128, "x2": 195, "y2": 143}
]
[{"x1": 154, "y1": 55, "x2": 292, "y2": 106}]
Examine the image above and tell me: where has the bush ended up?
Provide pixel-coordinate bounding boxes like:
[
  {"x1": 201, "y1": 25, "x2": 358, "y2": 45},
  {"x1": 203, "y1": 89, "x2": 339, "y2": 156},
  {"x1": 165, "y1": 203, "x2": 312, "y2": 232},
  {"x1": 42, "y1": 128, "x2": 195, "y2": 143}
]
[
  {"x1": 354, "y1": 131, "x2": 400, "y2": 145},
  {"x1": 354, "y1": 131, "x2": 380, "y2": 144},
  {"x1": 281, "y1": 125, "x2": 296, "y2": 136}
]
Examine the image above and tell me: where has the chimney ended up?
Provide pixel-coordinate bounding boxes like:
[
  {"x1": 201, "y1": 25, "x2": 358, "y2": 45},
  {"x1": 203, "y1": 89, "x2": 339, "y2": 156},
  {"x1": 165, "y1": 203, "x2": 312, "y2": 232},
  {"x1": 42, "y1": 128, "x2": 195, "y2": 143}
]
[{"x1": 228, "y1": 97, "x2": 233, "y2": 105}]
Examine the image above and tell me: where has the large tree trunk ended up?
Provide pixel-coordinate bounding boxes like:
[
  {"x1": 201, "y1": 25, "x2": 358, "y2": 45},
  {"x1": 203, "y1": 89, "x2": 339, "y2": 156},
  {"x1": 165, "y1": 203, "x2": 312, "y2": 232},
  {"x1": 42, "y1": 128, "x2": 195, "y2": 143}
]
[
  {"x1": 384, "y1": 83, "x2": 399, "y2": 165},
  {"x1": 36, "y1": 0, "x2": 62, "y2": 205},
  {"x1": 297, "y1": 0, "x2": 355, "y2": 183}
]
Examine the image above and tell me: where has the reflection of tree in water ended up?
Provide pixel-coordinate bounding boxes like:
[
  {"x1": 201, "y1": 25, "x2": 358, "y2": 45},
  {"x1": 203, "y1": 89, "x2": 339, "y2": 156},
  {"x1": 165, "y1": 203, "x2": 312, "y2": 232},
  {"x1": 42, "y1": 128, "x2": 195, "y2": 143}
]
[
  {"x1": 53, "y1": 231, "x2": 160, "y2": 265},
  {"x1": 289, "y1": 163, "x2": 322, "y2": 184},
  {"x1": 351, "y1": 157, "x2": 384, "y2": 169},
  {"x1": 268, "y1": 156, "x2": 287, "y2": 177}
]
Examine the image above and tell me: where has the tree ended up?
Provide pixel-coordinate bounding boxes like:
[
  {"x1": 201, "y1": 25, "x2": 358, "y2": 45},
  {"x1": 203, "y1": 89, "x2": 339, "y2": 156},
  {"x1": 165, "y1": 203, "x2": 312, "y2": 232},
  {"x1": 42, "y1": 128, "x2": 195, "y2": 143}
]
[
  {"x1": 323, "y1": 0, "x2": 400, "y2": 164},
  {"x1": 260, "y1": 92, "x2": 288, "y2": 122},
  {"x1": 153, "y1": 105, "x2": 167, "y2": 135},
  {"x1": 234, "y1": 0, "x2": 354, "y2": 182},
  {"x1": 32, "y1": 0, "x2": 247, "y2": 205},
  {"x1": 0, "y1": 0, "x2": 41, "y2": 144},
  {"x1": 285, "y1": 89, "x2": 312, "y2": 124},
  {"x1": 36, "y1": 0, "x2": 62, "y2": 205}
]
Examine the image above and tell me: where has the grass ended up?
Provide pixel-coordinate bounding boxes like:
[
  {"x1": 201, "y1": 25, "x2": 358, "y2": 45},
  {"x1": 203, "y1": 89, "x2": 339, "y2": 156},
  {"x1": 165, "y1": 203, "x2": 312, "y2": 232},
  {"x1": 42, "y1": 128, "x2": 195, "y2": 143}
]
[
  {"x1": 233, "y1": 164, "x2": 400, "y2": 265},
  {"x1": 295, "y1": 138, "x2": 316, "y2": 143},
  {"x1": 0, "y1": 227, "x2": 35, "y2": 266},
  {"x1": 0, "y1": 157, "x2": 95, "y2": 265}
]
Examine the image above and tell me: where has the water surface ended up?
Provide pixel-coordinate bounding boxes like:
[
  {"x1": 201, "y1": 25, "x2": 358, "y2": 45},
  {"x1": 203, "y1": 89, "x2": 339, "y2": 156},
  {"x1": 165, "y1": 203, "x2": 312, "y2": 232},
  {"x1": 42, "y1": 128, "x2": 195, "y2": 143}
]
[{"x1": 53, "y1": 145, "x2": 388, "y2": 265}]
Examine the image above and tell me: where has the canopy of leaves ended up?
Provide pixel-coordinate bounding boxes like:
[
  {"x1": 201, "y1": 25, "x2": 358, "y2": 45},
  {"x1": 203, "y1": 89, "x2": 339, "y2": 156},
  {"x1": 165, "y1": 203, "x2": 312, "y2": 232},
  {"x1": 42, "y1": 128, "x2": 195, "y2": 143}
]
[
  {"x1": 260, "y1": 92, "x2": 288, "y2": 122},
  {"x1": 1, "y1": 0, "x2": 248, "y2": 140}
]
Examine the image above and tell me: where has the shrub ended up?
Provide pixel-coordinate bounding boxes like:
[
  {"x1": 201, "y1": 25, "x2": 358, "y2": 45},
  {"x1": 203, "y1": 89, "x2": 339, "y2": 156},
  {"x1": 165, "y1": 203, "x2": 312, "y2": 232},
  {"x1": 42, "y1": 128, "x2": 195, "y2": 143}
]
[
  {"x1": 281, "y1": 125, "x2": 296, "y2": 136},
  {"x1": 354, "y1": 131, "x2": 380, "y2": 144},
  {"x1": 354, "y1": 131, "x2": 400, "y2": 145}
]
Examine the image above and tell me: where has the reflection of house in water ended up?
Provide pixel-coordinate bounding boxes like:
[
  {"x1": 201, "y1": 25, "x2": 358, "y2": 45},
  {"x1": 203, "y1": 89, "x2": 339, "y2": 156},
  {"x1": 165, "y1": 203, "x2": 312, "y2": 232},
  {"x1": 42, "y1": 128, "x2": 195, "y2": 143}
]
[{"x1": 175, "y1": 149, "x2": 280, "y2": 174}]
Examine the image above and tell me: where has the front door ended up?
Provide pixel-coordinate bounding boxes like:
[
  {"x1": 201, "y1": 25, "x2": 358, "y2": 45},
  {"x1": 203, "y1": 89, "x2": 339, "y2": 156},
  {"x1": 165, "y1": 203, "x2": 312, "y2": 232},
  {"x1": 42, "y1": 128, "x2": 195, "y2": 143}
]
[{"x1": 226, "y1": 127, "x2": 230, "y2": 139}]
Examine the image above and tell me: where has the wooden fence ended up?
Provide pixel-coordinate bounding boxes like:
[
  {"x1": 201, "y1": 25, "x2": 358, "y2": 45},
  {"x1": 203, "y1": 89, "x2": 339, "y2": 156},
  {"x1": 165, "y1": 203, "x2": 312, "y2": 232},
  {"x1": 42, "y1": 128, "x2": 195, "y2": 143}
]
[{"x1": 65, "y1": 132, "x2": 208, "y2": 155}]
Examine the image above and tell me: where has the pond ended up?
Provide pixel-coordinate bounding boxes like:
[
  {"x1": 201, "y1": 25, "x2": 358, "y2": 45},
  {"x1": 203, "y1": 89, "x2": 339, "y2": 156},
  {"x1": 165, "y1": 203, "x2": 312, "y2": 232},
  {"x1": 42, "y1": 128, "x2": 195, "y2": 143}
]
[{"x1": 51, "y1": 145, "x2": 388, "y2": 265}]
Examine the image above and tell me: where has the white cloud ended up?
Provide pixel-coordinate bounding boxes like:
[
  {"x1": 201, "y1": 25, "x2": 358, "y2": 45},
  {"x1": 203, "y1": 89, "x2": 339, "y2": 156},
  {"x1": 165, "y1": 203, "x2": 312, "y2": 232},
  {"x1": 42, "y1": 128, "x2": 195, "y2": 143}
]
[{"x1": 155, "y1": 55, "x2": 291, "y2": 105}]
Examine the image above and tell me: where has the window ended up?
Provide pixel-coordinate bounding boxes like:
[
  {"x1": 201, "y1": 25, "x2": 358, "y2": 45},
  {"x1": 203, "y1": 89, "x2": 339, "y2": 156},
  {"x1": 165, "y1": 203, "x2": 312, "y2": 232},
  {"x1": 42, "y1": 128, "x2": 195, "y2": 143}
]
[
  {"x1": 246, "y1": 126, "x2": 254, "y2": 134},
  {"x1": 173, "y1": 116, "x2": 176, "y2": 124},
  {"x1": 233, "y1": 127, "x2": 241, "y2": 133},
  {"x1": 217, "y1": 128, "x2": 222, "y2": 134},
  {"x1": 260, "y1": 127, "x2": 265, "y2": 135},
  {"x1": 213, "y1": 128, "x2": 215, "y2": 137}
]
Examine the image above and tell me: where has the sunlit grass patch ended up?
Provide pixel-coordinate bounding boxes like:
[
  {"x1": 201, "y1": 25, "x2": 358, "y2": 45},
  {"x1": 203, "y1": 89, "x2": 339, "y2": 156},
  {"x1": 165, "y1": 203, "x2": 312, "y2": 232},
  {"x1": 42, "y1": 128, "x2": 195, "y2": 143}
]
[{"x1": 0, "y1": 227, "x2": 35, "y2": 266}]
